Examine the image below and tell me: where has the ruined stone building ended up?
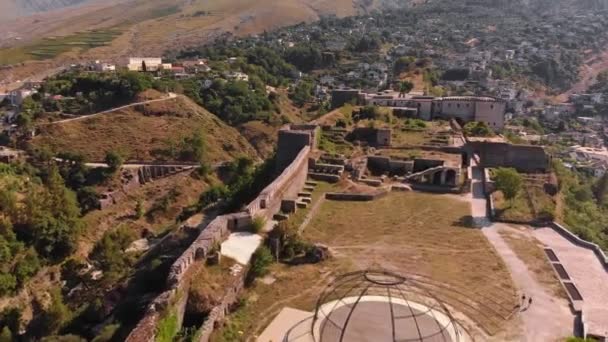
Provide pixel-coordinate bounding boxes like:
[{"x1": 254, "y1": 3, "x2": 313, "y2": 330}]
[{"x1": 331, "y1": 89, "x2": 506, "y2": 129}]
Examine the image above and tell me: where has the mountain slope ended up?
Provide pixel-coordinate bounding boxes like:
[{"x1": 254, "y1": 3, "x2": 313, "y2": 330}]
[
  {"x1": 0, "y1": 0, "x2": 100, "y2": 21},
  {"x1": 31, "y1": 93, "x2": 261, "y2": 163}
]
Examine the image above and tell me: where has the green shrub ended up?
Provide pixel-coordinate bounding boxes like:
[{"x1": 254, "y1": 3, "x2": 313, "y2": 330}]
[
  {"x1": 91, "y1": 324, "x2": 120, "y2": 342},
  {"x1": 463, "y1": 121, "x2": 494, "y2": 137},
  {"x1": 249, "y1": 246, "x2": 273, "y2": 279},
  {"x1": 14, "y1": 248, "x2": 41, "y2": 286},
  {"x1": 135, "y1": 200, "x2": 145, "y2": 219},
  {"x1": 0, "y1": 273, "x2": 16, "y2": 296},
  {"x1": 104, "y1": 151, "x2": 123, "y2": 174},
  {"x1": 251, "y1": 216, "x2": 266, "y2": 233},
  {"x1": 155, "y1": 312, "x2": 178, "y2": 342},
  {"x1": 494, "y1": 167, "x2": 523, "y2": 201},
  {"x1": 90, "y1": 226, "x2": 137, "y2": 282},
  {"x1": 0, "y1": 326, "x2": 12, "y2": 342},
  {"x1": 36, "y1": 288, "x2": 71, "y2": 337}
]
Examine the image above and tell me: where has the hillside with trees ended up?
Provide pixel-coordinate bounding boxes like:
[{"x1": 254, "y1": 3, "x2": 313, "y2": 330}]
[{"x1": 31, "y1": 94, "x2": 260, "y2": 163}]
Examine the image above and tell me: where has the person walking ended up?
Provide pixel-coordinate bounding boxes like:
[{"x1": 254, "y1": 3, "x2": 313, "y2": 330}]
[{"x1": 528, "y1": 297, "x2": 533, "y2": 307}]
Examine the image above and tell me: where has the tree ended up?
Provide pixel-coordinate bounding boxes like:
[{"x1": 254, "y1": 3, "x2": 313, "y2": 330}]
[
  {"x1": 23, "y1": 166, "x2": 83, "y2": 259},
  {"x1": 394, "y1": 56, "x2": 415, "y2": 74},
  {"x1": 0, "y1": 307, "x2": 22, "y2": 337},
  {"x1": 77, "y1": 187, "x2": 100, "y2": 214},
  {"x1": 14, "y1": 248, "x2": 41, "y2": 286},
  {"x1": 249, "y1": 246, "x2": 273, "y2": 279},
  {"x1": 399, "y1": 80, "x2": 414, "y2": 96},
  {"x1": 594, "y1": 172, "x2": 608, "y2": 206},
  {"x1": 290, "y1": 80, "x2": 313, "y2": 107},
  {"x1": 356, "y1": 106, "x2": 381, "y2": 120},
  {"x1": 0, "y1": 273, "x2": 16, "y2": 296},
  {"x1": 494, "y1": 168, "x2": 523, "y2": 202},
  {"x1": 463, "y1": 121, "x2": 494, "y2": 137},
  {"x1": 135, "y1": 199, "x2": 145, "y2": 219},
  {"x1": 0, "y1": 327, "x2": 11, "y2": 342},
  {"x1": 91, "y1": 226, "x2": 137, "y2": 282},
  {"x1": 179, "y1": 130, "x2": 206, "y2": 163},
  {"x1": 32, "y1": 288, "x2": 70, "y2": 337},
  {"x1": 284, "y1": 46, "x2": 323, "y2": 72},
  {"x1": 104, "y1": 151, "x2": 123, "y2": 174}
]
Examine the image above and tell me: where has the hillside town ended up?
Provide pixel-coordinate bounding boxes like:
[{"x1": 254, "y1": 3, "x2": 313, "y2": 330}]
[{"x1": 1, "y1": 1, "x2": 608, "y2": 342}]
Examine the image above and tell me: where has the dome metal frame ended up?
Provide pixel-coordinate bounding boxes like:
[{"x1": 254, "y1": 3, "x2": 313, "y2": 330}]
[{"x1": 309, "y1": 269, "x2": 463, "y2": 342}]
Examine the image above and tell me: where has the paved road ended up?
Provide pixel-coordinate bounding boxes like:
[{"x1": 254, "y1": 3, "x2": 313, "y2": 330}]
[
  {"x1": 534, "y1": 227, "x2": 608, "y2": 338},
  {"x1": 469, "y1": 165, "x2": 575, "y2": 341},
  {"x1": 39, "y1": 92, "x2": 178, "y2": 125},
  {"x1": 469, "y1": 164, "x2": 491, "y2": 227}
]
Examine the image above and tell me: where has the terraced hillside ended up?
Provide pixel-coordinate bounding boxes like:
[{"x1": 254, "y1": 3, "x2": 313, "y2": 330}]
[
  {"x1": 31, "y1": 94, "x2": 260, "y2": 163},
  {"x1": 0, "y1": 0, "x2": 390, "y2": 88}
]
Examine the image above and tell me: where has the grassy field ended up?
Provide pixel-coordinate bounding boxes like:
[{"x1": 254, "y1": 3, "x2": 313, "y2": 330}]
[
  {"x1": 302, "y1": 192, "x2": 518, "y2": 337},
  {"x1": 0, "y1": 30, "x2": 121, "y2": 65},
  {"x1": 390, "y1": 120, "x2": 452, "y2": 147},
  {"x1": 215, "y1": 191, "x2": 519, "y2": 340},
  {"x1": 210, "y1": 180, "x2": 348, "y2": 341},
  {"x1": 498, "y1": 228, "x2": 567, "y2": 299},
  {"x1": 31, "y1": 95, "x2": 259, "y2": 163}
]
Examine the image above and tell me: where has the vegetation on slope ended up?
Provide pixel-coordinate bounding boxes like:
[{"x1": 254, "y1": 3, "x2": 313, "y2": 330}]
[
  {"x1": 31, "y1": 94, "x2": 259, "y2": 163},
  {"x1": 554, "y1": 160, "x2": 608, "y2": 250}
]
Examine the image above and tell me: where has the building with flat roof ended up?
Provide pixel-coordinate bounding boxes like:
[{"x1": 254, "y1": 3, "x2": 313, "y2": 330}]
[
  {"x1": 344, "y1": 90, "x2": 506, "y2": 129},
  {"x1": 127, "y1": 57, "x2": 165, "y2": 72}
]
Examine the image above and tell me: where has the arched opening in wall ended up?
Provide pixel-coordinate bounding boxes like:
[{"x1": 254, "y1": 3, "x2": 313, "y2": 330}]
[
  {"x1": 432, "y1": 171, "x2": 442, "y2": 185},
  {"x1": 446, "y1": 169, "x2": 457, "y2": 186},
  {"x1": 462, "y1": 152, "x2": 469, "y2": 167}
]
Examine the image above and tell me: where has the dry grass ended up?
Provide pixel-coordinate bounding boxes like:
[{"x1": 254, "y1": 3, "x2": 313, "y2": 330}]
[
  {"x1": 498, "y1": 229, "x2": 567, "y2": 299},
  {"x1": 77, "y1": 171, "x2": 211, "y2": 258},
  {"x1": 210, "y1": 260, "x2": 351, "y2": 342},
  {"x1": 239, "y1": 120, "x2": 280, "y2": 159},
  {"x1": 0, "y1": 0, "x2": 365, "y2": 84},
  {"x1": 493, "y1": 178, "x2": 556, "y2": 223},
  {"x1": 390, "y1": 120, "x2": 451, "y2": 147},
  {"x1": 31, "y1": 96, "x2": 259, "y2": 163},
  {"x1": 493, "y1": 190, "x2": 535, "y2": 222},
  {"x1": 302, "y1": 192, "x2": 518, "y2": 336}
]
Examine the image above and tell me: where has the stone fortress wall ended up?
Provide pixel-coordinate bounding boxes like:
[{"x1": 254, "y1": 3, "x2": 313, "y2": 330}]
[
  {"x1": 125, "y1": 125, "x2": 317, "y2": 342},
  {"x1": 468, "y1": 141, "x2": 550, "y2": 172}
]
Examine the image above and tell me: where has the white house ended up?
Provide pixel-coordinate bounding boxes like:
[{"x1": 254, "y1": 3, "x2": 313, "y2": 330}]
[
  {"x1": 225, "y1": 72, "x2": 249, "y2": 82},
  {"x1": 127, "y1": 57, "x2": 163, "y2": 71}
]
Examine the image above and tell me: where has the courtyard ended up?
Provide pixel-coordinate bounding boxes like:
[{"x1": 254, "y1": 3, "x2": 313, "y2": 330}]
[
  {"x1": 302, "y1": 192, "x2": 519, "y2": 339},
  {"x1": 212, "y1": 190, "x2": 520, "y2": 341}
]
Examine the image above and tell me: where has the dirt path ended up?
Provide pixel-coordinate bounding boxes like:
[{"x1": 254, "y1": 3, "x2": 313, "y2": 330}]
[
  {"x1": 469, "y1": 166, "x2": 575, "y2": 341},
  {"x1": 482, "y1": 224, "x2": 574, "y2": 341},
  {"x1": 39, "y1": 92, "x2": 177, "y2": 125}
]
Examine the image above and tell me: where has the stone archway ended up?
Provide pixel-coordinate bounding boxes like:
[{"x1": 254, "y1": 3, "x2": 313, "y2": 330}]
[
  {"x1": 432, "y1": 171, "x2": 442, "y2": 185},
  {"x1": 445, "y1": 169, "x2": 457, "y2": 186}
]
